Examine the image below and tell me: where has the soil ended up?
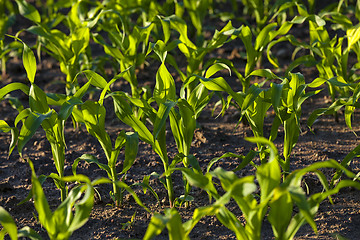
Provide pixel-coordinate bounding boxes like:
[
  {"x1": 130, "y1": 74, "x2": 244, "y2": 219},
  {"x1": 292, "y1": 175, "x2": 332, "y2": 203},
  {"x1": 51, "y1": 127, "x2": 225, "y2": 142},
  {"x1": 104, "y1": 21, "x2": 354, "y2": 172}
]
[{"x1": 1, "y1": 4, "x2": 360, "y2": 240}]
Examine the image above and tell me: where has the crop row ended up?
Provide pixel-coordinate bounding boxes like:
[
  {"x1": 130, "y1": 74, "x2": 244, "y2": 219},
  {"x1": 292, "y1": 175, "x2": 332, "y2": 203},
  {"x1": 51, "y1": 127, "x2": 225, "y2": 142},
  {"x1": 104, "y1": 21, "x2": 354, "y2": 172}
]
[{"x1": 1, "y1": 0, "x2": 360, "y2": 239}]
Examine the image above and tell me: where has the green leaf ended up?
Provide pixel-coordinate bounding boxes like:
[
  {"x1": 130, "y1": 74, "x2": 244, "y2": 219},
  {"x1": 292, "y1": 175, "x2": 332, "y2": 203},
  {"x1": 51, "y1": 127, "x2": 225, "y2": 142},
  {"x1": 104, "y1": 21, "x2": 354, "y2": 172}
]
[
  {"x1": 121, "y1": 132, "x2": 139, "y2": 174},
  {"x1": 347, "y1": 27, "x2": 360, "y2": 50},
  {"x1": 0, "y1": 207, "x2": 18, "y2": 240},
  {"x1": 112, "y1": 94, "x2": 154, "y2": 145},
  {"x1": 81, "y1": 101, "x2": 112, "y2": 160},
  {"x1": 17, "y1": 226, "x2": 42, "y2": 240},
  {"x1": 67, "y1": 184, "x2": 94, "y2": 233},
  {"x1": 154, "y1": 62, "x2": 176, "y2": 102},
  {"x1": 143, "y1": 213, "x2": 166, "y2": 240},
  {"x1": 198, "y1": 75, "x2": 244, "y2": 106},
  {"x1": 345, "y1": 105, "x2": 355, "y2": 131},
  {"x1": 29, "y1": 84, "x2": 49, "y2": 114},
  {"x1": 257, "y1": 159, "x2": 281, "y2": 201},
  {"x1": 22, "y1": 43, "x2": 37, "y2": 84},
  {"x1": 255, "y1": 23, "x2": 277, "y2": 51},
  {"x1": 154, "y1": 100, "x2": 176, "y2": 140},
  {"x1": 268, "y1": 188, "x2": 293, "y2": 238},
  {"x1": 59, "y1": 97, "x2": 83, "y2": 120},
  {"x1": 72, "y1": 154, "x2": 111, "y2": 177},
  {"x1": 205, "y1": 63, "x2": 231, "y2": 78},
  {"x1": 82, "y1": 70, "x2": 108, "y2": 89},
  {"x1": 0, "y1": 82, "x2": 30, "y2": 100},
  {"x1": 18, "y1": 111, "x2": 53, "y2": 155},
  {"x1": 15, "y1": 0, "x2": 41, "y2": 23},
  {"x1": 29, "y1": 160, "x2": 54, "y2": 235}
]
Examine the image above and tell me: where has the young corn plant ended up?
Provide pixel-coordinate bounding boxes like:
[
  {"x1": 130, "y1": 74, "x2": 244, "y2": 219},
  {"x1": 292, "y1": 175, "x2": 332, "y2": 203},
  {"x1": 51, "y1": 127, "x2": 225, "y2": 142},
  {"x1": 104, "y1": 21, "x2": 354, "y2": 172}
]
[
  {"x1": 0, "y1": 206, "x2": 42, "y2": 240},
  {"x1": 175, "y1": 0, "x2": 213, "y2": 41},
  {"x1": 91, "y1": 7, "x2": 156, "y2": 99},
  {"x1": 148, "y1": 40, "x2": 215, "y2": 206},
  {"x1": 72, "y1": 98, "x2": 139, "y2": 207},
  {"x1": 0, "y1": 38, "x2": 100, "y2": 201},
  {"x1": 144, "y1": 137, "x2": 360, "y2": 240},
  {"x1": 0, "y1": 39, "x2": 66, "y2": 201},
  {"x1": 239, "y1": 0, "x2": 296, "y2": 33},
  {"x1": 16, "y1": 0, "x2": 92, "y2": 95},
  {"x1": 288, "y1": 3, "x2": 360, "y2": 108},
  {"x1": 109, "y1": 44, "x2": 191, "y2": 207},
  {"x1": 0, "y1": 160, "x2": 95, "y2": 240},
  {"x1": 269, "y1": 72, "x2": 320, "y2": 174},
  {"x1": 0, "y1": 0, "x2": 18, "y2": 80},
  {"x1": 238, "y1": 21, "x2": 293, "y2": 92},
  {"x1": 28, "y1": 160, "x2": 95, "y2": 240},
  {"x1": 110, "y1": 84, "x2": 177, "y2": 207}
]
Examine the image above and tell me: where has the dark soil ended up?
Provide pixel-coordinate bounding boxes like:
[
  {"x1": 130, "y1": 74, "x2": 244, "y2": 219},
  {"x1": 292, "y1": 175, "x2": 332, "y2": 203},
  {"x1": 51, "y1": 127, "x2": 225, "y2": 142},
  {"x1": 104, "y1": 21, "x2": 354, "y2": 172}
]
[{"x1": 1, "y1": 5, "x2": 360, "y2": 240}]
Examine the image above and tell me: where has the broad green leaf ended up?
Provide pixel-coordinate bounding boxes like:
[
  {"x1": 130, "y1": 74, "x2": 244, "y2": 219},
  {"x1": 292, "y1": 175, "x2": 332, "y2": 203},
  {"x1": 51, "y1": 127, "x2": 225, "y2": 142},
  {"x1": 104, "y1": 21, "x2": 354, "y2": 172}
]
[
  {"x1": 15, "y1": 0, "x2": 41, "y2": 23},
  {"x1": 17, "y1": 226, "x2": 42, "y2": 240},
  {"x1": 216, "y1": 206, "x2": 247, "y2": 239},
  {"x1": 255, "y1": 23, "x2": 276, "y2": 51},
  {"x1": 257, "y1": 159, "x2": 281, "y2": 201},
  {"x1": 29, "y1": 160, "x2": 54, "y2": 235},
  {"x1": 238, "y1": 25, "x2": 256, "y2": 76},
  {"x1": 166, "y1": 208, "x2": 188, "y2": 240},
  {"x1": 22, "y1": 43, "x2": 37, "y2": 84},
  {"x1": 59, "y1": 97, "x2": 83, "y2": 120},
  {"x1": 154, "y1": 63, "x2": 176, "y2": 102},
  {"x1": 154, "y1": 100, "x2": 176, "y2": 140},
  {"x1": 82, "y1": 70, "x2": 108, "y2": 89},
  {"x1": 198, "y1": 75, "x2": 244, "y2": 104},
  {"x1": 0, "y1": 120, "x2": 11, "y2": 132},
  {"x1": 249, "y1": 69, "x2": 280, "y2": 80},
  {"x1": 73, "y1": 154, "x2": 111, "y2": 177},
  {"x1": 0, "y1": 207, "x2": 17, "y2": 240},
  {"x1": 205, "y1": 63, "x2": 231, "y2": 78},
  {"x1": 68, "y1": 184, "x2": 94, "y2": 233},
  {"x1": 121, "y1": 132, "x2": 139, "y2": 174},
  {"x1": 152, "y1": 40, "x2": 168, "y2": 62},
  {"x1": 345, "y1": 105, "x2": 355, "y2": 131},
  {"x1": 143, "y1": 213, "x2": 166, "y2": 240},
  {"x1": 308, "y1": 77, "x2": 327, "y2": 88},
  {"x1": 211, "y1": 167, "x2": 238, "y2": 191},
  {"x1": 241, "y1": 84, "x2": 263, "y2": 116},
  {"x1": 268, "y1": 188, "x2": 293, "y2": 239},
  {"x1": 82, "y1": 101, "x2": 112, "y2": 160},
  {"x1": 181, "y1": 168, "x2": 218, "y2": 198},
  {"x1": 112, "y1": 94, "x2": 154, "y2": 145},
  {"x1": 29, "y1": 84, "x2": 49, "y2": 114},
  {"x1": 0, "y1": 82, "x2": 30, "y2": 100},
  {"x1": 271, "y1": 82, "x2": 283, "y2": 114},
  {"x1": 18, "y1": 111, "x2": 53, "y2": 155},
  {"x1": 347, "y1": 27, "x2": 360, "y2": 50}
]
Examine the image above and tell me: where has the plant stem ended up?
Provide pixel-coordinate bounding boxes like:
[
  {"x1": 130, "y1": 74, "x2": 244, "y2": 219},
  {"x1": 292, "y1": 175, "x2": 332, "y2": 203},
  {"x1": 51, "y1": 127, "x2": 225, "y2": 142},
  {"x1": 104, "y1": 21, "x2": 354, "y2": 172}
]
[
  {"x1": 110, "y1": 166, "x2": 121, "y2": 206},
  {"x1": 1, "y1": 40, "x2": 6, "y2": 80},
  {"x1": 164, "y1": 164, "x2": 174, "y2": 208}
]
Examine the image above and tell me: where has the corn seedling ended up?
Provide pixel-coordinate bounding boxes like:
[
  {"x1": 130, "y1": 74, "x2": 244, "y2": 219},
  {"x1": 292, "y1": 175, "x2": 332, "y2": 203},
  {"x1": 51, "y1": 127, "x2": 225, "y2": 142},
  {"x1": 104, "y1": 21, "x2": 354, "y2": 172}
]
[
  {"x1": 0, "y1": 206, "x2": 42, "y2": 240},
  {"x1": 145, "y1": 137, "x2": 360, "y2": 240},
  {"x1": 72, "y1": 98, "x2": 140, "y2": 206},
  {"x1": 15, "y1": 0, "x2": 92, "y2": 95},
  {"x1": 0, "y1": 0, "x2": 18, "y2": 80}
]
